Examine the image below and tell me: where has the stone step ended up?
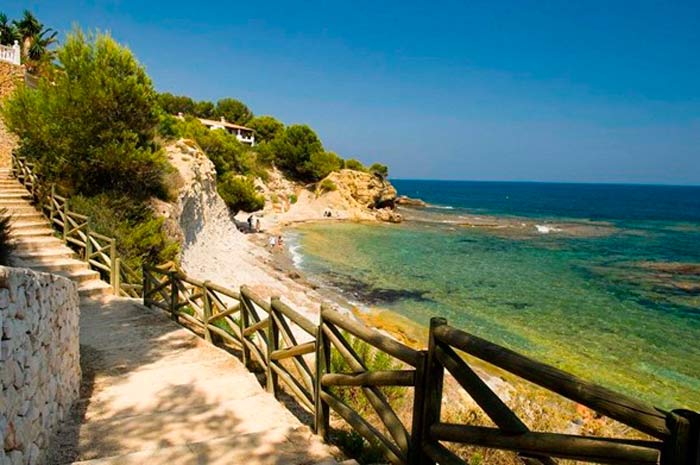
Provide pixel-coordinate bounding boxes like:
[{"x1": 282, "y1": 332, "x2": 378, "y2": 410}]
[
  {"x1": 66, "y1": 425, "x2": 338, "y2": 465},
  {"x1": 52, "y1": 267, "x2": 101, "y2": 283},
  {"x1": 11, "y1": 236, "x2": 66, "y2": 250},
  {"x1": 13, "y1": 246, "x2": 76, "y2": 260},
  {"x1": 79, "y1": 280, "x2": 113, "y2": 297},
  {"x1": 10, "y1": 227, "x2": 56, "y2": 237},
  {"x1": 23, "y1": 257, "x2": 91, "y2": 273},
  {"x1": 3, "y1": 211, "x2": 45, "y2": 220},
  {"x1": 9, "y1": 219, "x2": 51, "y2": 230},
  {"x1": 0, "y1": 191, "x2": 32, "y2": 197},
  {"x1": 1, "y1": 205, "x2": 40, "y2": 214},
  {"x1": 0, "y1": 200, "x2": 33, "y2": 208}
]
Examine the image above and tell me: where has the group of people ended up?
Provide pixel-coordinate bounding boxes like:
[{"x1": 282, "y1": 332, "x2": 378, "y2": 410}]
[
  {"x1": 323, "y1": 209, "x2": 333, "y2": 218},
  {"x1": 268, "y1": 235, "x2": 284, "y2": 249}
]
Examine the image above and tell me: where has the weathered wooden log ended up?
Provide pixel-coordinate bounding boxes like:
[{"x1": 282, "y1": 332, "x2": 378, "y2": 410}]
[
  {"x1": 271, "y1": 298, "x2": 317, "y2": 336},
  {"x1": 270, "y1": 362, "x2": 314, "y2": 411},
  {"x1": 430, "y1": 423, "x2": 661, "y2": 465},
  {"x1": 243, "y1": 317, "x2": 269, "y2": 338},
  {"x1": 271, "y1": 341, "x2": 316, "y2": 361},
  {"x1": 322, "y1": 370, "x2": 415, "y2": 387},
  {"x1": 320, "y1": 390, "x2": 405, "y2": 465}
]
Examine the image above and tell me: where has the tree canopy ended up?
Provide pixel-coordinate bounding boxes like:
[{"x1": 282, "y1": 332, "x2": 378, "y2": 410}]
[
  {"x1": 214, "y1": 98, "x2": 253, "y2": 124},
  {"x1": 2, "y1": 28, "x2": 167, "y2": 200}
]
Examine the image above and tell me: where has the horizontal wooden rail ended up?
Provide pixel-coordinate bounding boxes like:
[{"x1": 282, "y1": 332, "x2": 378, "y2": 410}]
[
  {"x1": 429, "y1": 423, "x2": 661, "y2": 465},
  {"x1": 322, "y1": 370, "x2": 415, "y2": 387}
]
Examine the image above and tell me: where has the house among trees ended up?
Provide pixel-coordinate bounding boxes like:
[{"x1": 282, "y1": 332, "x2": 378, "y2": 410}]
[{"x1": 184, "y1": 113, "x2": 256, "y2": 145}]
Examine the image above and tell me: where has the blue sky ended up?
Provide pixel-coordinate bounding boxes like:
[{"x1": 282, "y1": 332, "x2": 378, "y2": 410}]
[{"x1": 5, "y1": 1, "x2": 700, "y2": 184}]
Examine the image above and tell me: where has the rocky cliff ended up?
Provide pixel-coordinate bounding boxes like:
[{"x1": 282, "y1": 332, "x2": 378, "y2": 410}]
[{"x1": 0, "y1": 62, "x2": 25, "y2": 167}]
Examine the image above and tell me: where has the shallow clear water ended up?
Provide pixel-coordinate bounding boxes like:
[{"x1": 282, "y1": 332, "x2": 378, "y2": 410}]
[{"x1": 290, "y1": 181, "x2": 700, "y2": 410}]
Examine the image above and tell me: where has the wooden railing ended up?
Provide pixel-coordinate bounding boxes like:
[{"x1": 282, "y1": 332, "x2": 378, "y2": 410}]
[
  {"x1": 142, "y1": 265, "x2": 700, "y2": 465},
  {"x1": 11, "y1": 154, "x2": 142, "y2": 297}
]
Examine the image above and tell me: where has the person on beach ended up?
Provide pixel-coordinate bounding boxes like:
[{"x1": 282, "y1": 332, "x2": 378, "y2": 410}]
[
  {"x1": 268, "y1": 235, "x2": 277, "y2": 248},
  {"x1": 247, "y1": 215, "x2": 253, "y2": 231},
  {"x1": 277, "y1": 235, "x2": 283, "y2": 248},
  {"x1": 256, "y1": 218, "x2": 261, "y2": 232}
]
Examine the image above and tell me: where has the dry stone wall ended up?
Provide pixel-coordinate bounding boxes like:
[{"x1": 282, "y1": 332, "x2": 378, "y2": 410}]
[
  {"x1": 0, "y1": 267, "x2": 80, "y2": 465},
  {"x1": 0, "y1": 61, "x2": 24, "y2": 167}
]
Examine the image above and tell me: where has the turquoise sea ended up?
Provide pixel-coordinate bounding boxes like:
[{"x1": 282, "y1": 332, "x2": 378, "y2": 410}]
[{"x1": 289, "y1": 180, "x2": 700, "y2": 410}]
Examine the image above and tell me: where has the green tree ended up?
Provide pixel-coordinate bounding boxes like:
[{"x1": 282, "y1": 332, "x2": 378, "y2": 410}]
[
  {"x1": 247, "y1": 115, "x2": 284, "y2": 143},
  {"x1": 369, "y1": 162, "x2": 389, "y2": 178},
  {"x1": 194, "y1": 100, "x2": 215, "y2": 118},
  {"x1": 269, "y1": 124, "x2": 323, "y2": 180},
  {"x1": 214, "y1": 98, "x2": 253, "y2": 124},
  {"x1": 0, "y1": 13, "x2": 17, "y2": 45},
  {"x1": 305, "y1": 151, "x2": 343, "y2": 180},
  {"x1": 157, "y1": 92, "x2": 196, "y2": 115},
  {"x1": 344, "y1": 158, "x2": 366, "y2": 172},
  {"x1": 2, "y1": 28, "x2": 168, "y2": 200},
  {"x1": 217, "y1": 173, "x2": 265, "y2": 213}
]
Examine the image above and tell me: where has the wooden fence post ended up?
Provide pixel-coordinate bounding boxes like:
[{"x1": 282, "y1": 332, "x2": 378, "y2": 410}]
[
  {"x1": 240, "y1": 290, "x2": 252, "y2": 369},
  {"x1": 84, "y1": 227, "x2": 92, "y2": 264},
  {"x1": 142, "y1": 265, "x2": 152, "y2": 307},
  {"x1": 267, "y1": 297, "x2": 281, "y2": 397},
  {"x1": 419, "y1": 317, "x2": 447, "y2": 465},
  {"x1": 409, "y1": 350, "x2": 430, "y2": 465},
  {"x1": 109, "y1": 240, "x2": 117, "y2": 293},
  {"x1": 314, "y1": 304, "x2": 331, "y2": 440},
  {"x1": 62, "y1": 201, "x2": 68, "y2": 242},
  {"x1": 662, "y1": 410, "x2": 700, "y2": 465},
  {"x1": 169, "y1": 271, "x2": 179, "y2": 322},
  {"x1": 113, "y1": 257, "x2": 121, "y2": 296},
  {"x1": 202, "y1": 282, "x2": 212, "y2": 343},
  {"x1": 49, "y1": 185, "x2": 55, "y2": 224}
]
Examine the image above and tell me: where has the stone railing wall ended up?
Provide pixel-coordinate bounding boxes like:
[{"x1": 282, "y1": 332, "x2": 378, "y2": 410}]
[{"x1": 0, "y1": 267, "x2": 80, "y2": 465}]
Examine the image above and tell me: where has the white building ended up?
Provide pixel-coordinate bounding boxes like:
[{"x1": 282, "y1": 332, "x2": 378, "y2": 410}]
[{"x1": 198, "y1": 116, "x2": 256, "y2": 146}]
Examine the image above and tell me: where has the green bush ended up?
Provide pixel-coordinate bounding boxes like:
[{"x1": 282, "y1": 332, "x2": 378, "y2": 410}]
[
  {"x1": 1, "y1": 28, "x2": 169, "y2": 202},
  {"x1": 69, "y1": 194, "x2": 179, "y2": 272},
  {"x1": 268, "y1": 124, "x2": 323, "y2": 181},
  {"x1": 369, "y1": 163, "x2": 389, "y2": 178},
  {"x1": 289, "y1": 194, "x2": 298, "y2": 204},
  {"x1": 318, "y1": 179, "x2": 337, "y2": 193},
  {"x1": 0, "y1": 208, "x2": 13, "y2": 266},
  {"x1": 247, "y1": 115, "x2": 284, "y2": 143},
  {"x1": 157, "y1": 92, "x2": 196, "y2": 115},
  {"x1": 214, "y1": 98, "x2": 253, "y2": 124},
  {"x1": 344, "y1": 159, "x2": 366, "y2": 172},
  {"x1": 217, "y1": 174, "x2": 265, "y2": 213},
  {"x1": 304, "y1": 151, "x2": 343, "y2": 181}
]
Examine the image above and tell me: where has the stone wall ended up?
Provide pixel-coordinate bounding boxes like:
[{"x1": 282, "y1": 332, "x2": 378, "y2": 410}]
[
  {"x1": 0, "y1": 61, "x2": 24, "y2": 168},
  {"x1": 0, "y1": 267, "x2": 80, "y2": 465}
]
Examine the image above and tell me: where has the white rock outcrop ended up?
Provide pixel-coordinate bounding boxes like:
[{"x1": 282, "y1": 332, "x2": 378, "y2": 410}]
[{"x1": 0, "y1": 267, "x2": 80, "y2": 465}]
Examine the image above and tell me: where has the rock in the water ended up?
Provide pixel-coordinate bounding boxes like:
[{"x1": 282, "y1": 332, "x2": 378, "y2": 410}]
[{"x1": 396, "y1": 195, "x2": 427, "y2": 207}]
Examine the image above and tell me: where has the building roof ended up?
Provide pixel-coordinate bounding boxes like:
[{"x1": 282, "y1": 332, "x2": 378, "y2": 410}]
[{"x1": 197, "y1": 117, "x2": 254, "y2": 132}]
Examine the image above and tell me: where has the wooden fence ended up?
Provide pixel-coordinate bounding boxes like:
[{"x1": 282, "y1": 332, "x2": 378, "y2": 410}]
[
  {"x1": 12, "y1": 153, "x2": 700, "y2": 465},
  {"x1": 142, "y1": 266, "x2": 700, "y2": 465},
  {"x1": 11, "y1": 154, "x2": 142, "y2": 297}
]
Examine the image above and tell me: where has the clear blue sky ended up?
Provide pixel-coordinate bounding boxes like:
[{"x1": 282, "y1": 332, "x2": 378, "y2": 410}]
[{"x1": 5, "y1": 1, "x2": 700, "y2": 184}]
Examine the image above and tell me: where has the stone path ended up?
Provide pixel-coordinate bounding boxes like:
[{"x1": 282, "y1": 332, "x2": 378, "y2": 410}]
[
  {"x1": 1, "y1": 168, "x2": 350, "y2": 464},
  {"x1": 49, "y1": 296, "x2": 343, "y2": 465}
]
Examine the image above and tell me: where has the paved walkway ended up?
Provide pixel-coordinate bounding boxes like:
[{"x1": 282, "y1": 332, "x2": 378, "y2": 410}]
[{"x1": 49, "y1": 296, "x2": 343, "y2": 465}]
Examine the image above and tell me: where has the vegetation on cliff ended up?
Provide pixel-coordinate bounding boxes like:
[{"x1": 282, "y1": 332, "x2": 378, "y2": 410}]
[
  {"x1": 1, "y1": 28, "x2": 178, "y2": 270},
  {"x1": 0, "y1": 10, "x2": 57, "y2": 75}
]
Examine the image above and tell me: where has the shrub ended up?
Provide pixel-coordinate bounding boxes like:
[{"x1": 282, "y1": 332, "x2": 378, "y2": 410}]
[
  {"x1": 1, "y1": 28, "x2": 169, "y2": 202},
  {"x1": 69, "y1": 194, "x2": 179, "y2": 272},
  {"x1": 247, "y1": 115, "x2": 284, "y2": 143},
  {"x1": 0, "y1": 209, "x2": 13, "y2": 265},
  {"x1": 268, "y1": 124, "x2": 323, "y2": 181},
  {"x1": 304, "y1": 151, "x2": 343, "y2": 181},
  {"x1": 369, "y1": 163, "x2": 389, "y2": 178},
  {"x1": 318, "y1": 179, "x2": 337, "y2": 193},
  {"x1": 214, "y1": 98, "x2": 253, "y2": 124},
  {"x1": 217, "y1": 174, "x2": 265, "y2": 213},
  {"x1": 344, "y1": 159, "x2": 366, "y2": 172},
  {"x1": 157, "y1": 113, "x2": 182, "y2": 140},
  {"x1": 289, "y1": 194, "x2": 298, "y2": 204},
  {"x1": 157, "y1": 92, "x2": 196, "y2": 115}
]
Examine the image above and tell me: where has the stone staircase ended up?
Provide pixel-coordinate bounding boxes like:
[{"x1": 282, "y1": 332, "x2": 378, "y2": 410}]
[{"x1": 0, "y1": 168, "x2": 112, "y2": 297}]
